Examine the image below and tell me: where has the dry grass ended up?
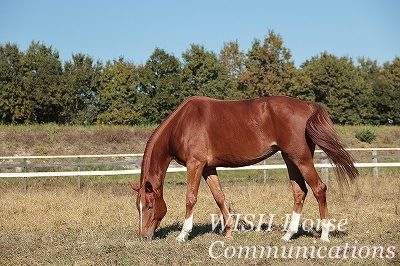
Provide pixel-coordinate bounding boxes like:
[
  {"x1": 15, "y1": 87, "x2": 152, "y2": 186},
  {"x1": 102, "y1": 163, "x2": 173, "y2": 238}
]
[
  {"x1": 1, "y1": 125, "x2": 400, "y2": 157},
  {"x1": 0, "y1": 124, "x2": 154, "y2": 156},
  {"x1": 0, "y1": 170, "x2": 399, "y2": 265},
  {"x1": 1, "y1": 125, "x2": 400, "y2": 265},
  {"x1": 337, "y1": 125, "x2": 400, "y2": 148}
]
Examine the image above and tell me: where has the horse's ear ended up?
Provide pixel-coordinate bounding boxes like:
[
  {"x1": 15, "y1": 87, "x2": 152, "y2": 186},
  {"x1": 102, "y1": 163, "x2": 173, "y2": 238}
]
[
  {"x1": 145, "y1": 181, "x2": 154, "y2": 193},
  {"x1": 129, "y1": 182, "x2": 140, "y2": 192}
]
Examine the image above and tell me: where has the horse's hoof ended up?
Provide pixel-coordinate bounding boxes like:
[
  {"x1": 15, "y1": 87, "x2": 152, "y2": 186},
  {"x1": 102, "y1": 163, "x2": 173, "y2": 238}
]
[
  {"x1": 176, "y1": 235, "x2": 187, "y2": 242},
  {"x1": 281, "y1": 233, "x2": 293, "y2": 242}
]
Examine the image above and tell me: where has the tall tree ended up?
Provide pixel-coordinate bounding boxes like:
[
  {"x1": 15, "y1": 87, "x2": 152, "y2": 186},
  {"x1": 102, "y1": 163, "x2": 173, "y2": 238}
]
[
  {"x1": 181, "y1": 44, "x2": 234, "y2": 99},
  {"x1": 19, "y1": 41, "x2": 63, "y2": 123},
  {"x1": 62, "y1": 54, "x2": 102, "y2": 124},
  {"x1": 238, "y1": 31, "x2": 297, "y2": 98},
  {"x1": 378, "y1": 57, "x2": 400, "y2": 124},
  {"x1": 136, "y1": 48, "x2": 182, "y2": 124},
  {"x1": 289, "y1": 68, "x2": 315, "y2": 102},
  {"x1": 0, "y1": 43, "x2": 23, "y2": 123},
  {"x1": 97, "y1": 57, "x2": 141, "y2": 125},
  {"x1": 302, "y1": 52, "x2": 364, "y2": 124},
  {"x1": 357, "y1": 58, "x2": 382, "y2": 124},
  {"x1": 219, "y1": 41, "x2": 246, "y2": 98}
]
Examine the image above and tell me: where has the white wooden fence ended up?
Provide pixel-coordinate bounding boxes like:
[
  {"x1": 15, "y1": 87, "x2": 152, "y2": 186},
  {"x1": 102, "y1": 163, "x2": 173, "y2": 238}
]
[{"x1": 1, "y1": 148, "x2": 399, "y2": 189}]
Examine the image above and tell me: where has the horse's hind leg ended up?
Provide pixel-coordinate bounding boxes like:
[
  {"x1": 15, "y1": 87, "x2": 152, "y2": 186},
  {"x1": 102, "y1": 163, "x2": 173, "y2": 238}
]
[
  {"x1": 282, "y1": 154, "x2": 308, "y2": 241},
  {"x1": 284, "y1": 153, "x2": 331, "y2": 242},
  {"x1": 203, "y1": 168, "x2": 234, "y2": 238}
]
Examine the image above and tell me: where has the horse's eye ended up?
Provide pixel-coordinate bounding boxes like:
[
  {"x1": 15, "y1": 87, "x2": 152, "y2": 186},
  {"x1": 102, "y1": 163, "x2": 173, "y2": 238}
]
[{"x1": 148, "y1": 204, "x2": 153, "y2": 210}]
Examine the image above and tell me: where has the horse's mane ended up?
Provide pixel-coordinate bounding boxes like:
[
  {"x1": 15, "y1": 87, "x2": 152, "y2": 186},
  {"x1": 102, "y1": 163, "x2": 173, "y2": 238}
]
[{"x1": 140, "y1": 97, "x2": 196, "y2": 186}]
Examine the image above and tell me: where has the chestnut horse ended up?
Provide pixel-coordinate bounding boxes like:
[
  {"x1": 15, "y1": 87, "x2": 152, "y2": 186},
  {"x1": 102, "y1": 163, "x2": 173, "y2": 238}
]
[{"x1": 130, "y1": 96, "x2": 358, "y2": 242}]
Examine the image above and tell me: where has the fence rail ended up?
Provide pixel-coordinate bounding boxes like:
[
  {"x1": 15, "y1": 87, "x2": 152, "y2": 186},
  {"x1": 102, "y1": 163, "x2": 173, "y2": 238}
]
[{"x1": 1, "y1": 148, "x2": 399, "y2": 189}]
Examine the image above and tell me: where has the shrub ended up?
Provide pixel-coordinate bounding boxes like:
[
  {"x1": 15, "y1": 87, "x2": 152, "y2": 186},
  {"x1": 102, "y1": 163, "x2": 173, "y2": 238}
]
[{"x1": 355, "y1": 129, "x2": 376, "y2": 144}]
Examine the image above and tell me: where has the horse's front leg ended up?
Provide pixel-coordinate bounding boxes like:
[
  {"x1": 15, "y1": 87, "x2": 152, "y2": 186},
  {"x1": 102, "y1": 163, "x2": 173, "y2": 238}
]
[
  {"x1": 203, "y1": 168, "x2": 234, "y2": 238},
  {"x1": 281, "y1": 154, "x2": 308, "y2": 242},
  {"x1": 176, "y1": 161, "x2": 204, "y2": 242}
]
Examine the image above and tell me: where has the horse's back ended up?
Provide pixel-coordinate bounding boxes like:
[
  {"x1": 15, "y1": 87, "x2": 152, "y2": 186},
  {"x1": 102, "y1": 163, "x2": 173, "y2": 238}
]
[
  {"x1": 177, "y1": 96, "x2": 313, "y2": 126},
  {"x1": 168, "y1": 96, "x2": 315, "y2": 167}
]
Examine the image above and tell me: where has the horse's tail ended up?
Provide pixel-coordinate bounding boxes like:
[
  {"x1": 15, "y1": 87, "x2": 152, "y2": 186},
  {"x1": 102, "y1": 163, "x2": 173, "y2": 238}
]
[{"x1": 306, "y1": 103, "x2": 359, "y2": 188}]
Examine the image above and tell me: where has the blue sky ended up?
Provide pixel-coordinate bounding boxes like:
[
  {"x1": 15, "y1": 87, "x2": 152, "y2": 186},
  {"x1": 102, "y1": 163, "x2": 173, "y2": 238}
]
[{"x1": 1, "y1": 0, "x2": 399, "y2": 66}]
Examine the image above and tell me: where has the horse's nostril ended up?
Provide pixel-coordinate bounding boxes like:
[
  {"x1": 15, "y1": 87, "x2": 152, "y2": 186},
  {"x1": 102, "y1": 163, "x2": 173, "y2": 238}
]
[{"x1": 142, "y1": 236, "x2": 149, "y2": 241}]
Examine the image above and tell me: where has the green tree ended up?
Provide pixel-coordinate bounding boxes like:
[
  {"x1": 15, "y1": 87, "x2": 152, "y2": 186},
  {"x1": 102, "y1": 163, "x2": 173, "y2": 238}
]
[
  {"x1": 136, "y1": 48, "x2": 182, "y2": 124},
  {"x1": 0, "y1": 43, "x2": 23, "y2": 123},
  {"x1": 181, "y1": 44, "x2": 234, "y2": 99},
  {"x1": 289, "y1": 68, "x2": 315, "y2": 102},
  {"x1": 97, "y1": 57, "x2": 141, "y2": 125},
  {"x1": 62, "y1": 54, "x2": 102, "y2": 124},
  {"x1": 238, "y1": 31, "x2": 297, "y2": 98},
  {"x1": 377, "y1": 57, "x2": 400, "y2": 124},
  {"x1": 219, "y1": 41, "x2": 246, "y2": 98},
  {"x1": 302, "y1": 52, "x2": 364, "y2": 124},
  {"x1": 18, "y1": 41, "x2": 63, "y2": 123},
  {"x1": 357, "y1": 58, "x2": 382, "y2": 124}
]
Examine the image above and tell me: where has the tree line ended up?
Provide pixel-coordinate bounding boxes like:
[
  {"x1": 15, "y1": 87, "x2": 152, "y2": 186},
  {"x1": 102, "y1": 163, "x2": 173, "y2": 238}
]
[{"x1": 1, "y1": 31, "x2": 399, "y2": 125}]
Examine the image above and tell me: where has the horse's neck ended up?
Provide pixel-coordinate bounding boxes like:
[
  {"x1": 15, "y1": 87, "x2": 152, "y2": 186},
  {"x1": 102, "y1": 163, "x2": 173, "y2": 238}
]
[{"x1": 140, "y1": 132, "x2": 171, "y2": 192}]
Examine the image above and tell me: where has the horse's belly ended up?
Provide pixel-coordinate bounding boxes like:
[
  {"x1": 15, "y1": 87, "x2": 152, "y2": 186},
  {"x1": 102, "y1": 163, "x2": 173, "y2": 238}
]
[{"x1": 206, "y1": 144, "x2": 279, "y2": 168}]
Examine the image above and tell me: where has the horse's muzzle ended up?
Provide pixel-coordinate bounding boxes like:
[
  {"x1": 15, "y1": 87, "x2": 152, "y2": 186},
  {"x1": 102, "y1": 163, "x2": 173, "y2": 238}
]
[
  {"x1": 139, "y1": 230, "x2": 154, "y2": 241},
  {"x1": 140, "y1": 235, "x2": 152, "y2": 241}
]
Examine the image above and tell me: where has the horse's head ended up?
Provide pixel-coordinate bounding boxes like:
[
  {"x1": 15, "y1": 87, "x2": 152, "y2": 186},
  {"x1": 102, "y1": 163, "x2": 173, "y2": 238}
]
[{"x1": 130, "y1": 181, "x2": 167, "y2": 240}]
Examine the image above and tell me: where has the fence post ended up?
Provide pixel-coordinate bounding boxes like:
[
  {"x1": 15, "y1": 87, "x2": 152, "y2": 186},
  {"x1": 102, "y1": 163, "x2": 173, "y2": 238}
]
[
  {"x1": 372, "y1": 150, "x2": 378, "y2": 177},
  {"x1": 23, "y1": 158, "x2": 28, "y2": 191},
  {"x1": 321, "y1": 154, "x2": 329, "y2": 183},
  {"x1": 263, "y1": 160, "x2": 267, "y2": 183},
  {"x1": 77, "y1": 157, "x2": 82, "y2": 189}
]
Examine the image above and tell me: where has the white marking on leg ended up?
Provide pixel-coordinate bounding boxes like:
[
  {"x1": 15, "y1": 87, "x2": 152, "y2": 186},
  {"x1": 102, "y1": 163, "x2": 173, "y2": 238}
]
[
  {"x1": 176, "y1": 213, "x2": 194, "y2": 242},
  {"x1": 282, "y1": 211, "x2": 301, "y2": 242},
  {"x1": 320, "y1": 220, "x2": 330, "y2": 242}
]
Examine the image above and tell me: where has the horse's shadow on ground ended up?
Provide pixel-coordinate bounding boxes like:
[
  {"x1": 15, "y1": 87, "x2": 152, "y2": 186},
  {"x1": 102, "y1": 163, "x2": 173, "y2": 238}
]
[
  {"x1": 154, "y1": 222, "x2": 217, "y2": 240},
  {"x1": 154, "y1": 222, "x2": 348, "y2": 241},
  {"x1": 289, "y1": 227, "x2": 348, "y2": 241}
]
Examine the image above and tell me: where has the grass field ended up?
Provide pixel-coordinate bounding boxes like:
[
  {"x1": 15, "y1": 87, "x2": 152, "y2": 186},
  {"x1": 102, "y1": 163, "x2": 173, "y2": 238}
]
[
  {"x1": 1, "y1": 124, "x2": 400, "y2": 157},
  {"x1": 1, "y1": 125, "x2": 400, "y2": 265},
  {"x1": 1, "y1": 168, "x2": 399, "y2": 265}
]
